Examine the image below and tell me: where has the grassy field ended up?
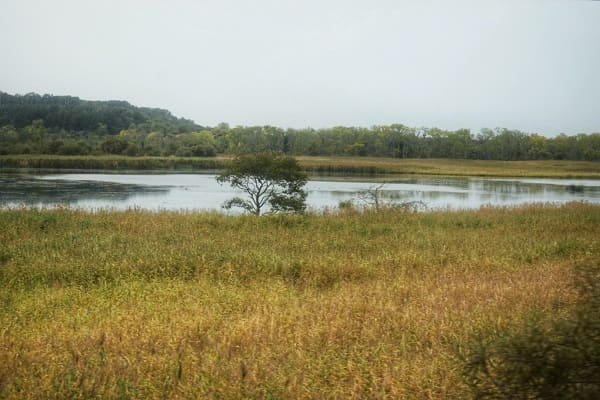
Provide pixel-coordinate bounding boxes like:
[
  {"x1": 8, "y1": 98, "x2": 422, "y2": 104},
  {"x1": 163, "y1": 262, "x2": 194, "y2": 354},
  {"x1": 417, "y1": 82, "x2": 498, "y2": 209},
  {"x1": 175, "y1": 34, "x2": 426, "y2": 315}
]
[
  {"x1": 2, "y1": 154, "x2": 600, "y2": 178},
  {"x1": 297, "y1": 156, "x2": 600, "y2": 178},
  {"x1": 0, "y1": 155, "x2": 227, "y2": 171},
  {"x1": 1, "y1": 204, "x2": 598, "y2": 399}
]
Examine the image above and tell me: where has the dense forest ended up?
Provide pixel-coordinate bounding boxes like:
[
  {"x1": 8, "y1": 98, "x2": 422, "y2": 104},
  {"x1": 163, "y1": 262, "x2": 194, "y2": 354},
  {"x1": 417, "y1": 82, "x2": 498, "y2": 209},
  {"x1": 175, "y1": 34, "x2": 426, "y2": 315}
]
[{"x1": 1, "y1": 91, "x2": 599, "y2": 160}]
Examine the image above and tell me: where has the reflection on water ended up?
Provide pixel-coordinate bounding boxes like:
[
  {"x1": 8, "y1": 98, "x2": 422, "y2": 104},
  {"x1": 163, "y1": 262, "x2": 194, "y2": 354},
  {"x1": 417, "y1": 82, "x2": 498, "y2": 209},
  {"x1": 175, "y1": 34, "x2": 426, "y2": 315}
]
[
  {"x1": 0, "y1": 175, "x2": 169, "y2": 206},
  {"x1": 1, "y1": 173, "x2": 599, "y2": 211}
]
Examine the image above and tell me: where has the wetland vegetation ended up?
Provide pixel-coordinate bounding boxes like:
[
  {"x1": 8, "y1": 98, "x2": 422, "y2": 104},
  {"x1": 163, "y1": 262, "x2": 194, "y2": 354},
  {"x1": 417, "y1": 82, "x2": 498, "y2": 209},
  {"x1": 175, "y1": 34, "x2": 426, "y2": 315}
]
[
  {"x1": 2, "y1": 155, "x2": 600, "y2": 178},
  {"x1": 1, "y1": 203, "x2": 598, "y2": 399}
]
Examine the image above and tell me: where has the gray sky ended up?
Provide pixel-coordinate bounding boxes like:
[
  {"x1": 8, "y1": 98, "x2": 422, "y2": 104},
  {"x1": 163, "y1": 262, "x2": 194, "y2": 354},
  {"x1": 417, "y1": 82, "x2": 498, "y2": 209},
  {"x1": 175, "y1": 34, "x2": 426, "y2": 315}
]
[{"x1": 1, "y1": 0, "x2": 599, "y2": 135}]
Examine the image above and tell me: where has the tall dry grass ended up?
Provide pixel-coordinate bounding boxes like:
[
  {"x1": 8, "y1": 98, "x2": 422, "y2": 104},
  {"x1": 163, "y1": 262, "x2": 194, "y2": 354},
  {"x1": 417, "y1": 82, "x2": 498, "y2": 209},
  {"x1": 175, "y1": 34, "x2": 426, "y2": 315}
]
[
  {"x1": 2, "y1": 154, "x2": 600, "y2": 177},
  {"x1": 0, "y1": 203, "x2": 598, "y2": 399}
]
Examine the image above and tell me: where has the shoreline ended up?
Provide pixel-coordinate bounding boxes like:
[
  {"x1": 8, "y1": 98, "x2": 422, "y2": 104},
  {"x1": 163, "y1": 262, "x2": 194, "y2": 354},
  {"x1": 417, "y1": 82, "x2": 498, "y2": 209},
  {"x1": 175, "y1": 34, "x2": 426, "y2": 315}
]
[{"x1": 1, "y1": 155, "x2": 600, "y2": 178}]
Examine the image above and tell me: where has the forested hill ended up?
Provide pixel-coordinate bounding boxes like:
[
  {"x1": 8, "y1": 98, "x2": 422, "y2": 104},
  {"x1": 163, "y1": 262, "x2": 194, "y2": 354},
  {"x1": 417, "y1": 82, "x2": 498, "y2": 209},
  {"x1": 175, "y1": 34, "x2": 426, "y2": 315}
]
[
  {"x1": 1, "y1": 91, "x2": 599, "y2": 160},
  {"x1": 0, "y1": 91, "x2": 201, "y2": 134}
]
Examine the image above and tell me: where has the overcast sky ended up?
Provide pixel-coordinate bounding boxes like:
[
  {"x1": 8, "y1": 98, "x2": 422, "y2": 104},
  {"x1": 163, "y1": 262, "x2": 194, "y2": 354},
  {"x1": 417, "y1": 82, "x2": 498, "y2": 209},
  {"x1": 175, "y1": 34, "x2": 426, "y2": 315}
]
[{"x1": 1, "y1": 0, "x2": 599, "y2": 135}]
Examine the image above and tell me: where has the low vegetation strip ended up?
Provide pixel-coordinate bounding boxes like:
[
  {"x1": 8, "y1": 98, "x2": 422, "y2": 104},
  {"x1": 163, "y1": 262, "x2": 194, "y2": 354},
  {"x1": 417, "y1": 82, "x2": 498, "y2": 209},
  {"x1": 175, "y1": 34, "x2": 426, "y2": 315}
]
[
  {"x1": 0, "y1": 154, "x2": 228, "y2": 171},
  {"x1": 2, "y1": 154, "x2": 600, "y2": 177},
  {"x1": 297, "y1": 156, "x2": 600, "y2": 178},
  {"x1": 0, "y1": 204, "x2": 598, "y2": 398}
]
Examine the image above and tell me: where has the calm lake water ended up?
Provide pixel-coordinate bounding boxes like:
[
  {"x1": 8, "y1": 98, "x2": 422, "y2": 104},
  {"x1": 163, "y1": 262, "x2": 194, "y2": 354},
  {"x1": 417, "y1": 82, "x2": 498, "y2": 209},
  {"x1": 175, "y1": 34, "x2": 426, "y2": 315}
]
[{"x1": 1, "y1": 173, "x2": 600, "y2": 212}]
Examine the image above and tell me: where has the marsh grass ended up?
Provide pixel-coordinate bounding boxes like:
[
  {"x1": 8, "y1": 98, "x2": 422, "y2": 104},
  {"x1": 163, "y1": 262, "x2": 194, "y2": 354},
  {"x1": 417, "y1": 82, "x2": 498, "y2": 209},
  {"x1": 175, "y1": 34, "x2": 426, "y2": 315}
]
[
  {"x1": 0, "y1": 204, "x2": 598, "y2": 398},
  {"x1": 0, "y1": 155, "x2": 226, "y2": 171},
  {"x1": 2, "y1": 155, "x2": 600, "y2": 177},
  {"x1": 297, "y1": 157, "x2": 600, "y2": 178}
]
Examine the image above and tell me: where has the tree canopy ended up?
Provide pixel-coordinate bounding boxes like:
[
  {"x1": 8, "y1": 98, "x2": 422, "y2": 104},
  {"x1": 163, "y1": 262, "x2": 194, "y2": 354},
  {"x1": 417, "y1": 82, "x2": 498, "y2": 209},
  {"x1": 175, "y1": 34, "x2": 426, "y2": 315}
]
[
  {"x1": 216, "y1": 153, "x2": 307, "y2": 215},
  {"x1": 1, "y1": 91, "x2": 599, "y2": 161},
  {"x1": 0, "y1": 91, "x2": 200, "y2": 134}
]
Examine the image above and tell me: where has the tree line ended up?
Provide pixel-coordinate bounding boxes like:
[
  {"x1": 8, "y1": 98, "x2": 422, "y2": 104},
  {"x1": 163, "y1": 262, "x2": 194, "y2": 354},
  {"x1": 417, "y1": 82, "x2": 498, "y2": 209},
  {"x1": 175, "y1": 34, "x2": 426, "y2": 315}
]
[{"x1": 1, "y1": 91, "x2": 599, "y2": 160}]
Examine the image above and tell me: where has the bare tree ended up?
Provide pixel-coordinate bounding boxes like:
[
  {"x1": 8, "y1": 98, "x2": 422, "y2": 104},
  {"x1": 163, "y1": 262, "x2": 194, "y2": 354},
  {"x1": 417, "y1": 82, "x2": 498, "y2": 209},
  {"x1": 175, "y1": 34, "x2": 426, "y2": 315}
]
[{"x1": 357, "y1": 182, "x2": 427, "y2": 212}]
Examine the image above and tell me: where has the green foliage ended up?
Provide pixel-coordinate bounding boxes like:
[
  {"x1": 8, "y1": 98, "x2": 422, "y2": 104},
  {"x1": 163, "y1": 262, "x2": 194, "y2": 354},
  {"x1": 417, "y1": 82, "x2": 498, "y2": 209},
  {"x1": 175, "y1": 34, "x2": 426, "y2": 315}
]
[
  {"x1": 0, "y1": 91, "x2": 199, "y2": 134},
  {"x1": 462, "y1": 264, "x2": 600, "y2": 399},
  {"x1": 217, "y1": 153, "x2": 307, "y2": 215},
  {"x1": 100, "y1": 136, "x2": 130, "y2": 154},
  {"x1": 2, "y1": 91, "x2": 600, "y2": 160}
]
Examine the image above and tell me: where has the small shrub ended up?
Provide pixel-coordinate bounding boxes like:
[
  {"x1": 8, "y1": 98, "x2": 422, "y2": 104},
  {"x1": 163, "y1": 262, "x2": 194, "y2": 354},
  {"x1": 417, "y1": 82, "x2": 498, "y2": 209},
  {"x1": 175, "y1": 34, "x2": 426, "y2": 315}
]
[
  {"x1": 123, "y1": 143, "x2": 140, "y2": 156},
  {"x1": 462, "y1": 264, "x2": 600, "y2": 400},
  {"x1": 338, "y1": 200, "x2": 354, "y2": 210}
]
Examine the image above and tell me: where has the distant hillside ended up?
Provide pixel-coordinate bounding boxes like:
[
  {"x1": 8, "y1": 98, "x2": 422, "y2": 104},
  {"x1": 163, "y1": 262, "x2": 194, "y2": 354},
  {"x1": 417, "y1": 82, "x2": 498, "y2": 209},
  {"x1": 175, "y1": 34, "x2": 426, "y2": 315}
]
[
  {"x1": 0, "y1": 91, "x2": 201, "y2": 134},
  {"x1": 1, "y1": 91, "x2": 598, "y2": 160}
]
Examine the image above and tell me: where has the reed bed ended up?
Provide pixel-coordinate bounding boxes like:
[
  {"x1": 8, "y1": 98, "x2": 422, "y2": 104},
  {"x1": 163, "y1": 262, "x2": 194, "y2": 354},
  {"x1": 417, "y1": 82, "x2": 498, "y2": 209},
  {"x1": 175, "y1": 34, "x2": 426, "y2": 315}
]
[
  {"x1": 0, "y1": 204, "x2": 598, "y2": 399},
  {"x1": 297, "y1": 157, "x2": 600, "y2": 178},
  {"x1": 0, "y1": 155, "x2": 227, "y2": 171},
  {"x1": 3, "y1": 155, "x2": 600, "y2": 177}
]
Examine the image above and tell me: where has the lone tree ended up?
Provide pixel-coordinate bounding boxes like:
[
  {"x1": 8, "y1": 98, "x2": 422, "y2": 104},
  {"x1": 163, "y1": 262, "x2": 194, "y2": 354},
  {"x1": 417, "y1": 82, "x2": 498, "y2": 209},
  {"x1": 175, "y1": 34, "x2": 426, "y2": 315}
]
[{"x1": 216, "y1": 153, "x2": 308, "y2": 215}]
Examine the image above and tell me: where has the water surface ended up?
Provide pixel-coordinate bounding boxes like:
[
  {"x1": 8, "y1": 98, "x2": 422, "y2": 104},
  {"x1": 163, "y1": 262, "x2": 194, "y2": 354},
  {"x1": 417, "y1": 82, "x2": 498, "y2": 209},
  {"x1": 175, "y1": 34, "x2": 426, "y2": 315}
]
[{"x1": 1, "y1": 173, "x2": 599, "y2": 212}]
